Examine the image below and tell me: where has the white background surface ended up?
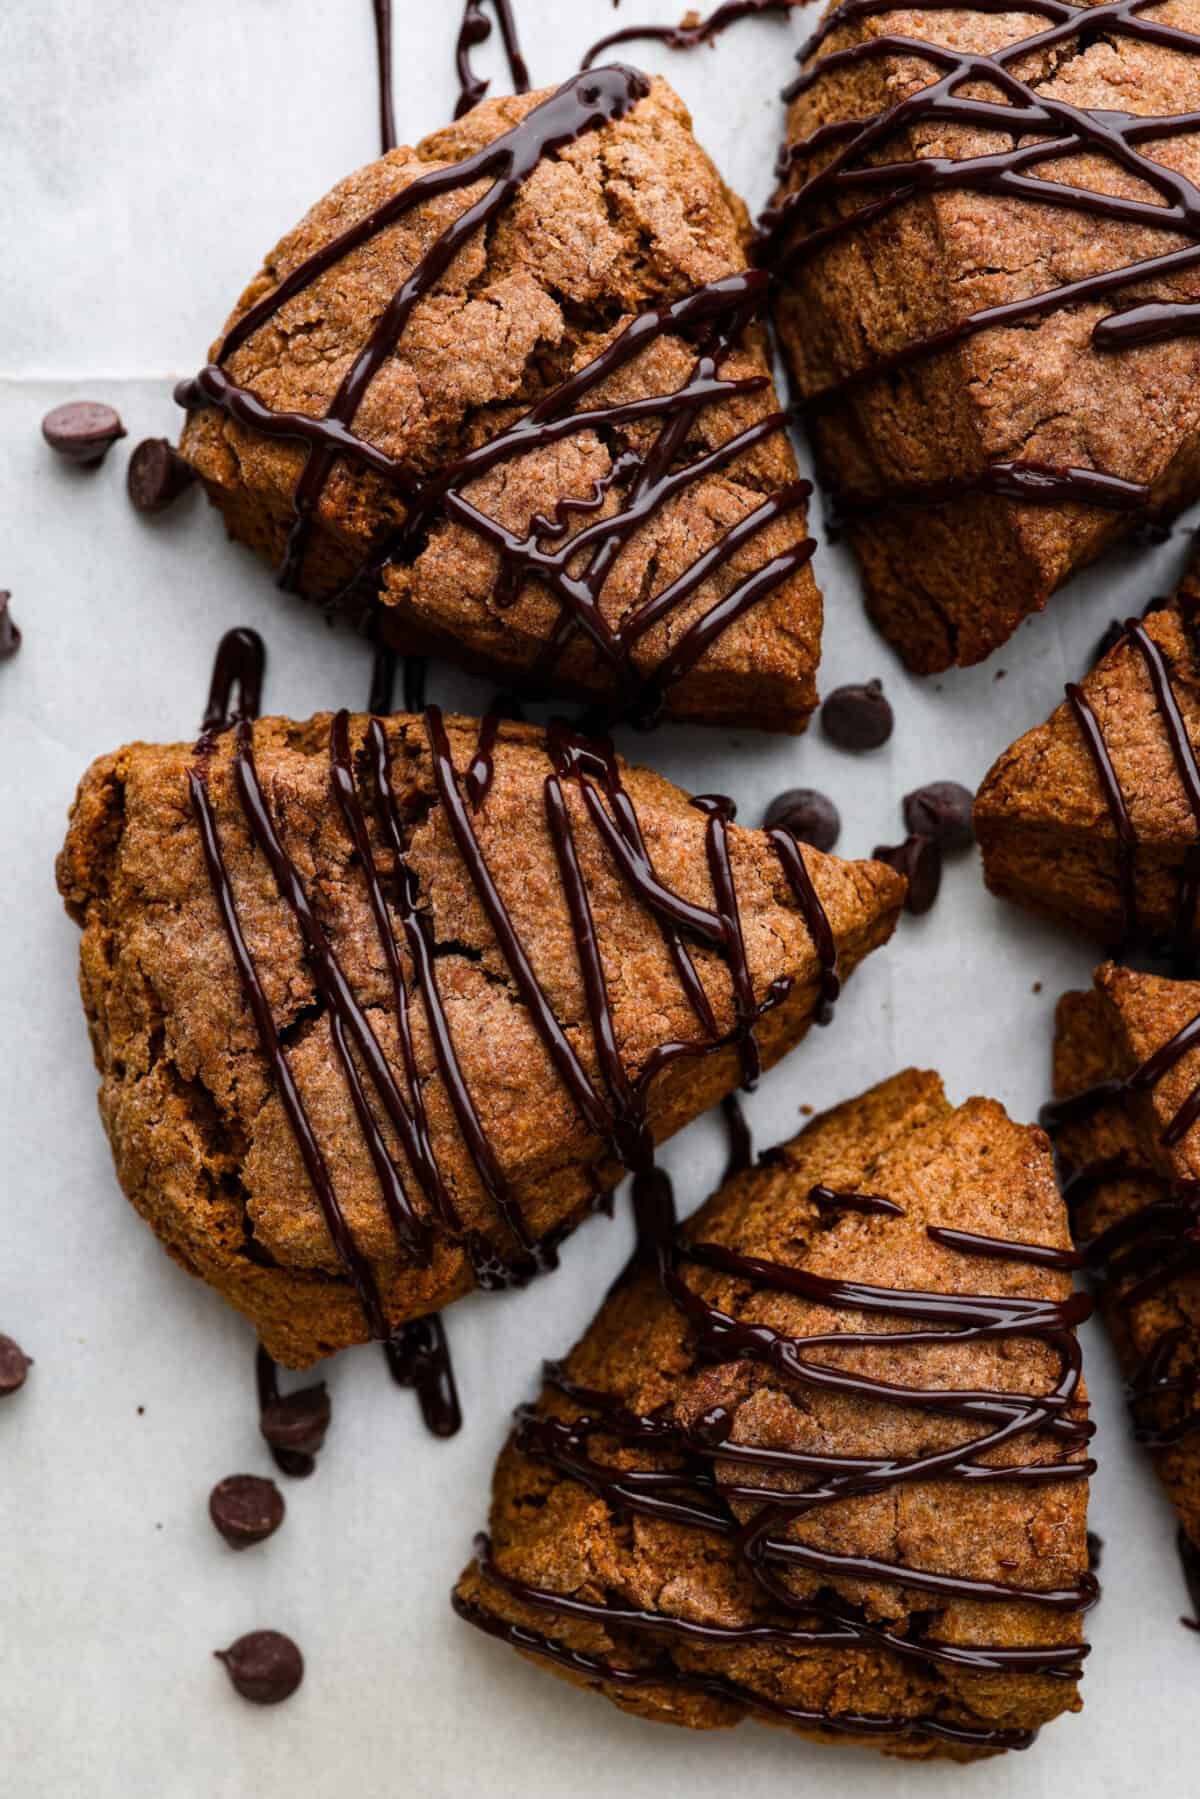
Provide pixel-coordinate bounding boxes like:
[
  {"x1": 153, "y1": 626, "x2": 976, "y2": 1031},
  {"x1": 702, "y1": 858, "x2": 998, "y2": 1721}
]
[{"x1": 2, "y1": 3, "x2": 1198, "y2": 1794}]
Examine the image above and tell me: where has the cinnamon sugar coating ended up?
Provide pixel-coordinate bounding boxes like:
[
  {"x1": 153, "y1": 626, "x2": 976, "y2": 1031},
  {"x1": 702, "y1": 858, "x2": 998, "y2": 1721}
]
[
  {"x1": 179, "y1": 78, "x2": 822, "y2": 731},
  {"x1": 772, "y1": 1, "x2": 1200, "y2": 672},
  {"x1": 56, "y1": 714, "x2": 901, "y2": 1367},
  {"x1": 456, "y1": 1070, "x2": 1091, "y2": 1762}
]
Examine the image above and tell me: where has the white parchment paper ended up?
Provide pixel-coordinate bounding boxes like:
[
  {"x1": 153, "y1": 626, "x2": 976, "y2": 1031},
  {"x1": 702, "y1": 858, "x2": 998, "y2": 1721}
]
[{"x1": 2, "y1": 3, "x2": 1198, "y2": 1794}]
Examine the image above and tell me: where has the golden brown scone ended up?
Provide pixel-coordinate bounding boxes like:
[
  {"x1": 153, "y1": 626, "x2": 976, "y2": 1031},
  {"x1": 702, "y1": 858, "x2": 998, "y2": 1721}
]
[
  {"x1": 1051, "y1": 964, "x2": 1200, "y2": 1555},
  {"x1": 455, "y1": 1070, "x2": 1093, "y2": 1762},
  {"x1": 976, "y1": 570, "x2": 1200, "y2": 948},
  {"x1": 56, "y1": 711, "x2": 902, "y2": 1367},
  {"x1": 178, "y1": 75, "x2": 823, "y2": 732},
  {"x1": 770, "y1": 1, "x2": 1200, "y2": 673}
]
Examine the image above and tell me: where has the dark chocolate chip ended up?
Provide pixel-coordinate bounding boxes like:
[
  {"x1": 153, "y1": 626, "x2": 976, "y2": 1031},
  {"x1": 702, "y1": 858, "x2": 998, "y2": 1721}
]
[
  {"x1": 259, "y1": 1382, "x2": 330, "y2": 1459},
  {"x1": 127, "y1": 438, "x2": 195, "y2": 514},
  {"x1": 763, "y1": 788, "x2": 840, "y2": 853},
  {"x1": 209, "y1": 1475, "x2": 286, "y2": 1551},
  {"x1": 41, "y1": 401, "x2": 126, "y2": 467},
  {"x1": 0, "y1": 593, "x2": 20, "y2": 661},
  {"x1": 903, "y1": 781, "x2": 975, "y2": 851},
  {"x1": 0, "y1": 1334, "x2": 32, "y2": 1396},
  {"x1": 215, "y1": 1631, "x2": 304, "y2": 1705},
  {"x1": 820, "y1": 679, "x2": 893, "y2": 751},
  {"x1": 873, "y1": 834, "x2": 942, "y2": 915}
]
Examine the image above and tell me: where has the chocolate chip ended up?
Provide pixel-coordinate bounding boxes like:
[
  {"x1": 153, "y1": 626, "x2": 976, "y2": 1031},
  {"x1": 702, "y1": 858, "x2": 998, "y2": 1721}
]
[
  {"x1": 127, "y1": 438, "x2": 195, "y2": 514},
  {"x1": 763, "y1": 788, "x2": 840, "y2": 853},
  {"x1": 873, "y1": 835, "x2": 942, "y2": 915},
  {"x1": 903, "y1": 781, "x2": 975, "y2": 851},
  {"x1": 0, "y1": 1334, "x2": 32, "y2": 1397},
  {"x1": 215, "y1": 1631, "x2": 304, "y2": 1705},
  {"x1": 820, "y1": 679, "x2": 893, "y2": 751},
  {"x1": 0, "y1": 594, "x2": 20, "y2": 661},
  {"x1": 41, "y1": 401, "x2": 126, "y2": 467},
  {"x1": 209, "y1": 1475, "x2": 285, "y2": 1551},
  {"x1": 260, "y1": 1382, "x2": 330, "y2": 1459}
]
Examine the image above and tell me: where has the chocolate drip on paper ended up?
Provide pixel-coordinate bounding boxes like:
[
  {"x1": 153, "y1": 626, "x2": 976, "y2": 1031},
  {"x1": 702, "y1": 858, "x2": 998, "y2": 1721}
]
[
  {"x1": 455, "y1": 0, "x2": 531, "y2": 119},
  {"x1": 190, "y1": 635, "x2": 840, "y2": 1428},
  {"x1": 371, "y1": 0, "x2": 397, "y2": 154},
  {"x1": 759, "y1": 0, "x2": 1200, "y2": 521},
  {"x1": 582, "y1": 0, "x2": 802, "y2": 71},
  {"x1": 176, "y1": 70, "x2": 815, "y2": 722},
  {"x1": 720, "y1": 1093, "x2": 752, "y2": 1181},
  {"x1": 459, "y1": 1159, "x2": 1094, "y2": 1749}
]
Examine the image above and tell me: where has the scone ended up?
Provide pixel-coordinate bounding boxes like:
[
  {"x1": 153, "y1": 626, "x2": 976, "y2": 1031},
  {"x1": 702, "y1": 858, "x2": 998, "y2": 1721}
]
[
  {"x1": 176, "y1": 70, "x2": 823, "y2": 731},
  {"x1": 1049, "y1": 963, "x2": 1200, "y2": 1563},
  {"x1": 455, "y1": 1070, "x2": 1094, "y2": 1761},
  {"x1": 976, "y1": 570, "x2": 1200, "y2": 953},
  {"x1": 767, "y1": 0, "x2": 1200, "y2": 673},
  {"x1": 56, "y1": 705, "x2": 902, "y2": 1367}
]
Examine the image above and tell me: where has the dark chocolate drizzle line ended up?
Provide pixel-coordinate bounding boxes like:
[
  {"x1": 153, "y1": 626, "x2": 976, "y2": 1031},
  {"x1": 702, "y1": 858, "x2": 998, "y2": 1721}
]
[
  {"x1": 1064, "y1": 614, "x2": 1200, "y2": 960},
  {"x1": 758, "y1": 0, "x2": 1200, "y2": 520},
  {"x1": 371, "y1": 0, "x2": 397, "y2": 155},
  {"x1": 582, "y1": 0, "x2": 802, "y2": 71},
  {"x1": 455, "y1": 0, "x2": 532, "y2": 119},
  {"x1": 1180, "y1": 1526, "x2": 1200, "y2": 1629},
  {"x1": 176, "y1": 69, "x2": 816, "y2": 722},
  {"x1": 461, "y1": 1164, "x2": 1094, "y2": 1747},
  {"x1": 384, "y1": 1314, "x2": 463, "y2": 1437},
  {"x1": 720, "y1": 1093, "x2": 752, "y2": 1182}
]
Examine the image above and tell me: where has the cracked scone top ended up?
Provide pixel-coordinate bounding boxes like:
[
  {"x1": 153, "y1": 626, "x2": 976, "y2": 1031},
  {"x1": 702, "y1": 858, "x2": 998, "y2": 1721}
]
[
  {"x1": 176, "y1": 70, "x2": 823, "y2": 732},
  {"x1": 455, "y1": 1070, "x2": 1094, "y2": 1762},
  {"x1": 976, "y1": 569, "x2": 1200, "y2": 952},
  {"x1": 765, "y1": 0, "x2": 1200, "y2": 674},
  {"x1": 55, "y1": 706, "x2": 902, "y2": 1367}
]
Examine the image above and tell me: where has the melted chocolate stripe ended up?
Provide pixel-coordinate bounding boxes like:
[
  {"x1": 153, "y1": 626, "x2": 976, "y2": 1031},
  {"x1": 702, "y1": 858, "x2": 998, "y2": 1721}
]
[
  {"x1": 582, "y1": 0, "x2": 803, "y2": 70},
  {"x1": 372, "y1": 0, "x2": 397, "y2": 155}
]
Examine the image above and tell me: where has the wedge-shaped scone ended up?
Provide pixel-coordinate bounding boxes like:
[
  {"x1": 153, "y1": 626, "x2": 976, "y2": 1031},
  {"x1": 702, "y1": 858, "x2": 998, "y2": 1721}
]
[
  {"x1": 768, "y1": 1, "x2": 1200, "y2": 673},
  {"x1": 1050, "y1": 963, "x2": 1200, "y2": 1567},
  {"x1": 176, "y1": 71, "x2": 823, "y2": 731},
  {"x1": 976, "y1": 576, "x2": 1200, "y2": 951},
  {"x1": 56, "y1": 709, "x2": 901, "y2": 1367},
  {"x1": 455, "y1": 1070, "x2": 1094, "y2": 1762}
]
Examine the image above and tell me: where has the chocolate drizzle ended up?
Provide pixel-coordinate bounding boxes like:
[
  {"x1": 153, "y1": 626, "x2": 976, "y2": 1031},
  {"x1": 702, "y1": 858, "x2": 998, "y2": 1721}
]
[
  {"x1": 582, "y1": 0, "x2": 802, "y2": 71},
  {"x1": 176, "y1": 69, "x2": 816, "y2": 723},
  {"x1": 460, "y1": 1159, "x2": 1094, "y2": 1750},
  {"x1": 760, "y1": 0, "x2": 1200, "y2": 521},
  {"x1": 1063, "y1": 611, "x2": 1200, "y2": 959},
  {"x1": 455, "y1": 0, "x2": 531, "y2": 119},
  {"x1": 371, "y1": 0, "x2": 397, "y2": 154},
  {"x1": 189, "y1": 632, "x2": 840, "y2": 1426}
]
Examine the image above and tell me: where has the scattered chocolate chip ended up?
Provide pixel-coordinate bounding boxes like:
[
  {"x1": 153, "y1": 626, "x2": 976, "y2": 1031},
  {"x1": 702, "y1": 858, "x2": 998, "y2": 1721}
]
[
  {"x1": 41, "y1": 401, "x2": 126, "y2": 467},
  {"x1": 820, "y1": 679, "x2": 893, "y2": 751},
  {"x1": 127, "y1": 437, "x2": 195, "y2": 513},
  {"x1": 873, "y1": 834, "x2": 942, "y2": 915},
  {"x1": 903, "y1": 781, "x2": 975, "y2": 851},
  {"x1": 215, "y1": 1631, "x2": 304, "y2": 1705},
  {"x1": 260, "y1": 1381, "x2": 331, "y2": 1460},
  {"x1": 0, "y1": 1334, "x2": 32, "y2": 1397},
  {"x1": 0, "y1": 593, "x2": 20, "y2": 661},
  {"x1": 763, "y1": 787, "x2": 840, "y2": 853},
  {"x1": 209, "y1": 1475, "x2": 286, "y2": 1551}
]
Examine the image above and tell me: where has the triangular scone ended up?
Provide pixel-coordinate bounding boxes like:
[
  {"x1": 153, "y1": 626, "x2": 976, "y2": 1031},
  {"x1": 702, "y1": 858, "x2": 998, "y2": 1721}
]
[
  {"x1": 976, "y1": 582, "x2": 1200, "y2": 949},
  {"x1": 769, "y1": 3, "x2": 1200, "y2": 674},
  {"x1": 455, "y1": 1071, "x2": 1092, "y2": 1762},
  {"x1": 1050, "y1": 964, "x2": 1200, "y2": 1555},
  {"x1": 177, "y1": 74, "x2": 823, "y2": 732},
  {"x1": 56, "y1": 713, "x2": 902, "y2": 1367}
]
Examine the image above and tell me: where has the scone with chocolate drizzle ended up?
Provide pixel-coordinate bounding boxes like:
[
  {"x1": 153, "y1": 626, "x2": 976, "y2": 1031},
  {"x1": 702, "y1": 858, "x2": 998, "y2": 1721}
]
[
  {"x1": 455, "y1": 1070, "x2": 1094, "y2": 1761},
  {"x1": 56, "y1": 692, "x2": 902, "y2": 1368},
  {"x1": 176, "y1": 70, "x2": 823, "y2": 732}
]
